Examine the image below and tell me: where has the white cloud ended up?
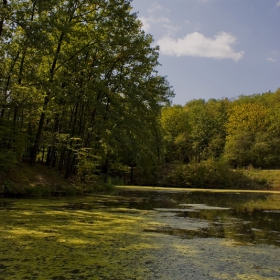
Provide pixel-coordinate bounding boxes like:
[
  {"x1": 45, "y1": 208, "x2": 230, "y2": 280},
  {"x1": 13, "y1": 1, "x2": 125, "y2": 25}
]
[
  {"x1": 267, "y1": 57, "x2": 277, "y2": 62},
  {"x1": 163, "y1": 24, "x2": 181, "y2": 35},
  {"x1": 157, "y1": 32, "x2": 244, "y2": 61},
  {"x1": 139, "y1": 16, "x2": 180, "y2": 36},
  {"x1": 148, "y1": 4, "x2": 163, "y2": 13},
  {"x1": 277, "y1": 1, "x2": 280, "y2": 7},
  {"x1": 139, "y1": 17, "x2": 151, "y2": 32},
  {"x1": 139, "y1": 16, "x2": 170, "y2": 32},
  {"x1": 147, "y1": 3, "x2": 170, "y2": 13}
]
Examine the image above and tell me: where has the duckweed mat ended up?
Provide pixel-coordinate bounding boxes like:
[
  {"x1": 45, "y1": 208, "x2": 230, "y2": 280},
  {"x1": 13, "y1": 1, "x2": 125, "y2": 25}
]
[{"x1": 0, "y1": 194, "x2": 280, "y2": 279}]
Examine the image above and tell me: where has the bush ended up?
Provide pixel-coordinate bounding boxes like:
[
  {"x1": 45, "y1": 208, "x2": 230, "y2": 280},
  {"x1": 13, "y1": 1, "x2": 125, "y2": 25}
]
[
  {"x1": 161, "y1": 159, "x2": 267, "y2": 189},
  {"x1": 0, "y1": 150, "x2": 18, "y2": 173},
  {"x1": 24, "y1": 184, "x2": 52, "y2": 197},
  {"x1": 0, "y1": 180, "x2": 16, "y2": 194},
  {"x1": 94, "y1": 182, "x2": 115, "y2": 192},
  {"x1": 64, "y1": 186, "x2": 77, "y2": 196}
]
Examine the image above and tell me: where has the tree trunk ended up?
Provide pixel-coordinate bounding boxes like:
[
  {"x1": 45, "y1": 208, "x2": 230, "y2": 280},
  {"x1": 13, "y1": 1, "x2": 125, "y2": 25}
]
[
  {"x1": 30, "y1": 109, "x2": 46, "y2": 165},
  {"x1": 104, "y1": 156, "x2": 109, "y2": 183},
  {"x1": 29, "y1": 29, "x2": 66, "y2": 166},
  {"x1": 58, "y1": 146, "x2": 66, "y2": 171},
  {"x1": 64, "y1": 150, "x2": 72, "y2": 179}
]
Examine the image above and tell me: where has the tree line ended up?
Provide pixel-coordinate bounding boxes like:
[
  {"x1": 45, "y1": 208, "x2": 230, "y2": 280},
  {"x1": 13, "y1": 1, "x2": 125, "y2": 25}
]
[
  {"x1": 162, "y1": 90, "x2": 280, "y2": 168},
  {"x1": 160, "y1": 90, "x2": 280, "y2": 188}
]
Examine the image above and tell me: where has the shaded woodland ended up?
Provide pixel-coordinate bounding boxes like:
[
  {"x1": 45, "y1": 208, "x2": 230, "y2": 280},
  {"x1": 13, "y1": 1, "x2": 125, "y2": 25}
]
[{"x1": 0, "y1": 0, "x2": 173, "y2": 187}]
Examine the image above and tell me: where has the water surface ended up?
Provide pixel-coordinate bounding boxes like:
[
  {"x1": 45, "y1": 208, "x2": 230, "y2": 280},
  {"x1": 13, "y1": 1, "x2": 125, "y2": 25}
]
[{"x1": 0, "y1": 187, "x2": 280, "y2": 279}]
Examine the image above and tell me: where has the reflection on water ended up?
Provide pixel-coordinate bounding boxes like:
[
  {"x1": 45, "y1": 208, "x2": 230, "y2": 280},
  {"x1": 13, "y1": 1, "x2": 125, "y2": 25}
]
[
  {"x1": 108, "y1": 190, "x2": 280, "y2": 247},
  {"x1": 1, "y1": 189, "x2": 280, "y2": 247}
]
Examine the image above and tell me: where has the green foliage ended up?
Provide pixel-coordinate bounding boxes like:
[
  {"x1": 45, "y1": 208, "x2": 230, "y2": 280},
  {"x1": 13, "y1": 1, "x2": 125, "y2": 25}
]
[
  {"x1": 108, "y1": 176, "x2": 126, "y2": 186},
  {"x1": 0, "y1": 149, "x2": 18, "y2": 173},
  {"x1": 64, "y1": 186, "x2": 77, "y2": 196},
  {"x1": 94, "y1": 182, "x2": 115, "y2": 192},
  {"x1": 223, "y1": 131, "x2": 255, "y2": 167},
  {"x1": 24, "y1": 184, "x2": 52, "y2": 197},
  {"x1": 226, "y1": 103, "x2": 269, "y2": 135},
  {"x1": 161, "y1": 90, "x2": 280, "y2": 174},
  {"x1": 160, "y1": 98, "x2": 228, "y2": 164},
  {"x1": 224, "y1": 130, "x2": 280, "y2": 168},
  {"x1": 1, "y1": 0, "x2": 279, "y2": 190},
  {"x1": 75, "y1": 148, "x2": 100, "y2": 183},
  {"x1": 161, "y1": 105, "x2": 190, "y2": 162},
  {"x1": 161, "y1": 159, "x2": 267, "y2": 189},
  {"x1": 1, "y1": 0, "x2": 173, "y2": 186},
  {"x1": 0, "y1": 180, "x2": 16, "y2": 194}
]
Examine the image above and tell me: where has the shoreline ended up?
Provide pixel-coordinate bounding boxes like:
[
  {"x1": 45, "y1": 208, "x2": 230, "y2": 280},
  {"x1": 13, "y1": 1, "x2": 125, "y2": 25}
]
[{"x1": 116, "y1": 185, "x2": 280, "y2": 194}]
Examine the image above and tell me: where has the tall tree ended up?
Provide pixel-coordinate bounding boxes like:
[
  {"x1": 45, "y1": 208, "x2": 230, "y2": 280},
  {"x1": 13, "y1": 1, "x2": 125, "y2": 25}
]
[{"x1": 0, "y1": 0, "x2": 174, "y2": 184}]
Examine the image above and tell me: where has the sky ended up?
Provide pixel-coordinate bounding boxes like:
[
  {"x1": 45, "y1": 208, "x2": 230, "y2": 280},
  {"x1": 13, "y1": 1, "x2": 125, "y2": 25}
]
[{"x1": 130, "y1": 0, "x2": 280, "y2": 105}]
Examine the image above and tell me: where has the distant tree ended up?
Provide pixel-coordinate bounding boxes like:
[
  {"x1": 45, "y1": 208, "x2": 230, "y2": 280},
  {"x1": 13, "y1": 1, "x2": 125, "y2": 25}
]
[
  {"x1": 186, "y1": 98, "x2": 228, "y2": 161},
  {"x1": 224, "y1": 102, "x2": 279, "y2": 167},
  {"x1": 226, "y1": 103, "x2": 269, "y2": 136},
  {"x1": 160, "y1": 105, "x2": 190, "y2": 162}
]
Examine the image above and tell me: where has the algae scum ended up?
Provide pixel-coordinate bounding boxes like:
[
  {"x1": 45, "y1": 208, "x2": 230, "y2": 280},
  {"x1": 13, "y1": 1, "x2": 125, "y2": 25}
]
[{"x1": 0, "y1": 189, "x2": 280, "y2": 279}]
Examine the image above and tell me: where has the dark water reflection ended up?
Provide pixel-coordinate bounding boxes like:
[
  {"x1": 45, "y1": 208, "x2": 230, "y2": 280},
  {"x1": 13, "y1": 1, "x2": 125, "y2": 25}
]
[{"x1": 113, "y1": 190, "x2": 280, "y2": 247}]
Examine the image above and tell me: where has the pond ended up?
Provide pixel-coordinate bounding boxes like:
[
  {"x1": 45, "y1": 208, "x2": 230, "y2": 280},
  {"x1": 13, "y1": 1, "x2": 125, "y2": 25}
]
[{"x1": 0, "y1": 186, "x2": 280, "y2": 279}]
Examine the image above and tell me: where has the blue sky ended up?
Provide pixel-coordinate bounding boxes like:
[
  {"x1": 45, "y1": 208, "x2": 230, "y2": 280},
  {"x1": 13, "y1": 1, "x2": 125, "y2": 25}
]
[{"x1": 131, "y1": 0, "x2": 280, "y2": 105}]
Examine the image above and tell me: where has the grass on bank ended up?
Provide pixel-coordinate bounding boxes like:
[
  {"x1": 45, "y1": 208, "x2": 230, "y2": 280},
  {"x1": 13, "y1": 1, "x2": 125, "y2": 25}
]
[{"x1": 242, "y1": 168, "x2": 280, "y2": 190}]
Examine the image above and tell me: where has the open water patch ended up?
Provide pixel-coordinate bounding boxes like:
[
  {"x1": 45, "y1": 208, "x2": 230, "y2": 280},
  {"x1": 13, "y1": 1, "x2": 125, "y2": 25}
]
[{"x1": 179, "y1": 203, "x2": 231, "y2": 210}]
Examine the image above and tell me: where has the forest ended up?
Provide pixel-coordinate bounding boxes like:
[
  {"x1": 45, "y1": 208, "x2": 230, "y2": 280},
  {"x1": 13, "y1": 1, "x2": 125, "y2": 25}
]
[
  {"x1": 160, "y1": 91, "x2": 280, "y2": 188},
  {"x1": 1, "y1": 0, "x2": 280, "y2": 193}
]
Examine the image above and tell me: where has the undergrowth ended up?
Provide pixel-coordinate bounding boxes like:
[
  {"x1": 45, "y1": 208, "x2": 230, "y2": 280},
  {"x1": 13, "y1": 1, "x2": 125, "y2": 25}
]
[
  {"x1": 160, "y1": 159, "x2": 271, "y2": 190},
  {"x1": 0, "y1": 162, "x2": 115, "y2": 197}
]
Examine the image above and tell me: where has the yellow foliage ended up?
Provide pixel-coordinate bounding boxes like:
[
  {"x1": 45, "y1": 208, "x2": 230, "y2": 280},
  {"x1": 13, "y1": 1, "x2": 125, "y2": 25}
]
[{"x1": 226, "y1": 103, "x2": 269, "y2": 137}]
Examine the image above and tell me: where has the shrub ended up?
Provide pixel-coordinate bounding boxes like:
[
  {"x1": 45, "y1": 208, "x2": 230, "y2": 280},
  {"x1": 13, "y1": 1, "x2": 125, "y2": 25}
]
[
  {"x1": 161, "y1": 159, "x2": 267, "y2": 189},
  {"x1": 0, "y1": 180, "x2": 16, "y2": 194},
  {"x1": 94, "y1": 182, "x2": 115, "y2": 192},
  {"x1": 64, "y1": 186, "x2": 77, "y2": 196},
  {"x1": 25, "y1": 184, "x2": 52, "y2": 197}
]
